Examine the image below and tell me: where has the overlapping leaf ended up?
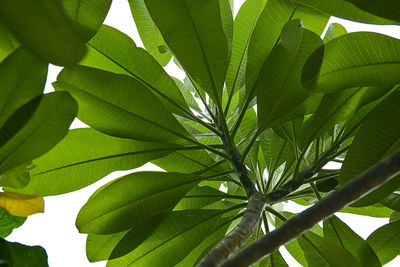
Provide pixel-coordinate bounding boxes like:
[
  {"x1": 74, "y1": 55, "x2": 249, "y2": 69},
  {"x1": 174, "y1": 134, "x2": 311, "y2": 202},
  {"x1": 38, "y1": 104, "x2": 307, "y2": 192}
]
[
  {"x1": 0, "y1": 238, "x2": 48, "y2": 267},
  {"x1": 0, "y1": 209, "x2": 26, "y2": 238},
  {"x1": 0, "y1": 21, "x2": 18, "y2": 63},
  {"x1": 0, "y1": 192, "x2": 44, "y2": 217},
  {"x1": 367, "y1": 220, "x2": 400, "y2": 264},
  {"x1": 344, "y1": 0, "x2": 400, "y2": 22}
]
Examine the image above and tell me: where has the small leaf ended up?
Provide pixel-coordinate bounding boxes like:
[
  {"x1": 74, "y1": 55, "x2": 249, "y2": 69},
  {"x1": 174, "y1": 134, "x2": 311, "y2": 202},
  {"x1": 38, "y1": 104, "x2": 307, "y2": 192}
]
[
  {"x1": 367, "y1": 220, "x2": 400, "y2": 264},
  {"x1": 76, "y1": 171, "x2": 202, "y2": 234},
  {"x1": 0, "y1": 209, "x2": 26, "y2": 238},
  {"x1": 302, "y1": 32, "x2": 400, "y2": 93},
  {"x1": 0, "y1": 238, "x2": 48, "y2": 267},
  {"x1": 0, "y1": 0, "x2": 86, "y2": 65},
  {"x1": 0, "y1": 192, "x2": 44, "y2": 217}
]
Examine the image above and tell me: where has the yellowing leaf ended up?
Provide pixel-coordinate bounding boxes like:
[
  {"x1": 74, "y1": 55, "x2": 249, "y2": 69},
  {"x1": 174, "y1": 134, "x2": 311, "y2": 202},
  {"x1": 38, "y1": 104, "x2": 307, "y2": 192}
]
[{"x1": 0, "y1": 192, "x2": 44, "y2": 217}]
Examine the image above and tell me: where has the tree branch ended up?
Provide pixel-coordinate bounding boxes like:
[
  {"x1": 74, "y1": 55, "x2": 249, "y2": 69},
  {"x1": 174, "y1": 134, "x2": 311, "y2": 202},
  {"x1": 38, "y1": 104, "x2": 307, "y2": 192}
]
[{"x1": 221, "y1": 148, "x2": 400, "y2": 267}]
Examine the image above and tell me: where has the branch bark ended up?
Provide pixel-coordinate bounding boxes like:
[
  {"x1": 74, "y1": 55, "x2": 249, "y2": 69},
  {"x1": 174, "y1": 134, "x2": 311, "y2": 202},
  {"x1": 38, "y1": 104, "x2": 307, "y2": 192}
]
[{"x1": 221, "y1": 149, "x2": 400, "y2": 267}]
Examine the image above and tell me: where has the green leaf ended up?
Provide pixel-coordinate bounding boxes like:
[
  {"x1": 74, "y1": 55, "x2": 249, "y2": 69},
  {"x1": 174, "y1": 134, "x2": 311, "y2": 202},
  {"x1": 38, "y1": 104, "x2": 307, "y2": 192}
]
[
  {"x1": 225, "y1": 0, "x2": 268, "y2": 97},
  {"x1": 367, "y1": 220, "x2": 400, "y2": 264},
  {"x1": 339, "y1": 90, "x2": 400, "y2": 206},
  {"x1": 0, "y1": 162, "x2": 34, "y2": 189},
  {"x1": 344, "y1": 0, "x2": 400, "y2": 23},
  {"x1": 298, "y1": 231, "x2": 363, "y2": 267},
  {"x1": 62, "y1": 0, "x2": 112, "y2": 41},
  {"x1": 323, "y1": 23, "x2": 347, "y2": 42},
  {"x1": 292, "y1": 0, "x2": 399, "y2": 25},
  {"x1": 14, "y1": 128, "x2": 177, "y2": 196},
  {"x1": 54, "y1": 66, "x2": 190, "y2": 143},
  {"x1": 106, "y1": 209, "x2": 222, "y2": 267},
  {"x1": 127, "y1": 0, "x2": 172, "y2": 66},
  {"x1": 340, "y1": 206, "x2": 393, "y2": 218},
  {"x1": 302, "y1": 32, "x2": 400, "y2": 93},
  {"x1": 267, "y1": 250, "x2": 289, "y2": 267},
  {"x1": 0, "y1": 21, "x2": 18, "y2": 63},
  {"x1": 0, "y1": 48, "x2": 48, "y2": 129},
  {"x1": 0, "y1": 238, "x2": 48, "y2": 267},
  {"x1": 246, "y1": 0, "x2": 295, "y2": 95},
  {"x1": 0, "y1": 209, "x2": 26, "y2": 238},
  {"x1": 79, "y1": 25, "x2": 190, "y2": 117},
  {"x1": 292, "y1": 5, "x2": 330, "y2": 35},
  {"x1": 380, "y1": 193, "x2": 400, "y2": 211},
  {"x1": 144, "y1": 0, "x2": 229, "y2": 103},
  {"x1": 86, "y1": 230, "x2": 129, "y2": 262},
  {"x1": 323, "y1": 216, "x2": 381, "y2": 267},
  {"x1": 0, "y1": 92, "x2": 77, "y2": 173},
  {"x1": 257, "y1": 20, "x2": 323, "y2": 131},
  {"x1": 219, "y1": 0, "x2": 233, "y2": 56},
  {"x1": 76, "y1": 171, "x2": 202, "y2": 234},
  {"x1": 0, "y1": 0, "x2": 86, "y2": 66}
]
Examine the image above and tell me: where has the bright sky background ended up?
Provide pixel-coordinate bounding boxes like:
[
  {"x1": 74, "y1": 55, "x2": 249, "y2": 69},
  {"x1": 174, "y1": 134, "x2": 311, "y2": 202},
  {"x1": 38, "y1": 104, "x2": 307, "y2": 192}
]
[{"x1": 6, "y1": 1, "x2": 400, "y2": 266}]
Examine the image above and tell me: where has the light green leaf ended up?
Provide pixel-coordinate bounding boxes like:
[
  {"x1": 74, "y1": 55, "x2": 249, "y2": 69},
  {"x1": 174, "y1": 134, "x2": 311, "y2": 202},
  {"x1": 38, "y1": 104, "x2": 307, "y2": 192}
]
[
  {"x1": 86, "y1": 230, "x2": 129, "y2": 262},
  {"x1": 0, "y1": 48, "x2": 47, "y2": 129},
  {"x1": 257, "y1": 20, "x2": 323, "y2": 131},
  {"x1": 298, "y1": 231, "x2": 362, "y2": 267},
  {"x1": 292, "y1": 5, "x2": 330, "y2": 35},
  {"x1": 367, "y1": 220, "x2": 400, "y2": 264},
  {"x1": 128, "y1": 0, "x2": 172, "y2": 66},
  {"x1": 219, "y1": 0, "x2": 233, "y2": 56},
  {"x1": 292, "y1": 0, "x2": 399, "y2": 25},
  {"x1": 345, "y1": 0, "x2": 400, "y2": 23},
  {"x1": 107, "y1": 209, "x2": 222, "y2": 267},
  {"x1": 0, "y1": 0, "x2": 86, "y2": 66},
  {"x1": 0, "y1": 238, "x2": 48, "y2": 267},
  {"x1": 339, "y1": 90, "x2": 400, "y2": 206},
  {"x1": 340, "y1": 206, "x2": 393, "y2": 218},
  {"x1": 14, "y1": 128, "x2": 177, "y2": 196},
  {"x1": 76, "y1": 171, "x2": 202, "y2": 234},
  {"x1": 302, "y1": 32, "x2": 400, "y2": 93},
  {"x1": 144, "y1": 0, "x2": 229, "y2": 103},
  {"x1": 267, "y1": 250, "x2": 289, "y2": 267},
  {"x1": 0, "y1": 92, "x2": 77, "y2": 173},
  {"x1": 79, "y1": 25, "x2": 189, "y2": 117},
  {"x1": 0, "y1": 209, "x2": 26, "y2": 238},
  {"x1": 0, "y1": 162, "x2": 34, "y2": 189},
  {"x1": 0, "y1": 21, "x2": 18, "y2": 63},
  {"x1": 62, "y1": 0, "x2": 112, "y2": 41},
  {"x1": 55, "y1": 66, "x2": 190, "y2": 143},
  {"x1": 323, "y1": 23, "x2": 347, "y2": 42},
  {"x1": 323, "y1": 215, "x2": 381, "y2": 267}
]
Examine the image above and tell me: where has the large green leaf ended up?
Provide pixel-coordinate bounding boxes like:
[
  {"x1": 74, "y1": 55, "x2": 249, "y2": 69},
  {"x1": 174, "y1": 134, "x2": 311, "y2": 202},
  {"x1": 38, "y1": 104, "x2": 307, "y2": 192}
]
[
  {"x1": 323, "y1": 23, "x2": 347, "y2": 42},
  {"x1": 0, "y1": 92, "x2": 77, "y2": 174},
  {"x1": 344, "y1": 0, "x2": 400, "y2": 23},
  {"x1": 79, "y1": 25, "x2": 189, "y2": 117},
  {"x1": 76, "y1": 171, "x2": 202, "y2": 234},
  {"x1": 302, "y1": 32, "x2": 400, "y2": 93},
  {"x1": 54, "y1": 66, "x2": 190, "y2": 143},
  {"x1": 86, "y1": 230, "x2": 129, "y2": 262},
  {"x1": 14, "y1": 128, "x2": 177, "y2": 196},
  {"x1": 340, "y1": 206, "x2": 393, "y2": 218},
  {"x1": 225, "y1": 0, "x2": 268, "y2": 97},
  {"x1": 0, "y1": 48, "x2": 48, "y2": 129},
  {"x1": 298, "y1": 232, "x2": 362, "y2": 267},
  {"x1": 0, "y1": 21, "x2": 18, "y2": 63},
  {"x1": 0, "y1": 0, "x2": 86, "y2": 66},
  {"x1": 144, "y1": 0, "x2": 229, "y2": 103},
  {"x1": 0, "y1": 238, "x2": 48, "y2": 267},
  {"x1": 339, "y1": 90, "x2": 400, "y2": 206},
  {"x1": 380, "y1": 193, "x2": 400, "y2": 211},
  {"x1": 246, "y1": 0, "x2": 295, "y2": 95},
  {"x1": 367, "y1": 220, "x2": 400, "y2": 265},
  {"x1": 0, "y1": 162, "x2": 33, "y2": 189},
  {"x1": 0, "y1": 209, "x2": 25, "y2": 238},
  {"x1": 323, "y1": 216, "x2": 381, "y2": 267},
  {"x1": 62, "y1": 0, "x2": 112, "y2": 41},
  {"x1": 107, "y1": 209, "x2": 222, "y2": 267},
  {"x1": 127, "y1": 0, "x2": 171, "y2": 66},
  {"x1": 292, "y1": 5, "x2": 329, "y2": 35},
  {"x1": 257, "y1": 20, "x2": 323, "y2": 131},
  {"x1": 292, "y1": 0, "x2": 399, "y2": 25}
]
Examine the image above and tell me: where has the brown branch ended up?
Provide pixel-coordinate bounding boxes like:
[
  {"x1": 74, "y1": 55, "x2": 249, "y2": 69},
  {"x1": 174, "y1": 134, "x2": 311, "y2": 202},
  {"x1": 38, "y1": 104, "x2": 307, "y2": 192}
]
[
  {"x1": 197, "y1": 192, "x2": 265, "y2": 267},
  {"x1": 221, "y1": 149, "x2": 400, "y2": 267}
]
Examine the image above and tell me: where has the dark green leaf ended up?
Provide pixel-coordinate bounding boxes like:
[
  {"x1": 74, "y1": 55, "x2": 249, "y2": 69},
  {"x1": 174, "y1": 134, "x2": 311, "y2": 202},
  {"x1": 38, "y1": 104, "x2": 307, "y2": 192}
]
[
  {"x1": 367, "y1": 220, "x2": 400, "y2": 264},
  {"x1": 0, "y1": 0, "x2": 86, "y2": 65},
  {"x1": 380, "y1": 193, "x2": 400, "y2": 211},
  {"x1": 0, "y1": 238, "x2": 48, "y2": 267},
  {"x1": 62, "y1": 0, "x2": 112, "y2": 41},
  {"x1": 298, "y1": 231, "x2": 362, "y2": 267},
  {"x1": 302, "y1": 32, "x2": 400, "y2": 93},
  {"x1": 292, "y1": 0, "x2": 399, "y2": 25},
  {"x1": 128, "y1": 0, "x2": 172, "y2": 66},
  {"x1": 0, "y1": 21, "x2": 18, "y2": 63},
  {"x1": 257, "y1": 20, "x2": 323, "y2": 130},
  {"x1": 0, "y1": 92, "x2": 77, "y2": 174},
  {"x1": 323, "y1": 215, "x2": 381, "y2": 267},
  {"x1": 0, "y1": 209, "x2": 25, "y2": 238},
  {"x1": 345, "y1": 0, "x2": 400, "y2": 22},
  {"x1": 55, "y1": 66, "x2": 190, "y2": 143},
  {"x1": 106, "y1": 209, "x2": 222, "y2": 267},
  {"x1": 76, "y1": 171, "x2": 202, "y2": 234},
  {"x1": 0, "y1": 48, "x2": 47, "y2": 129},
  {"x1": 339, "y1": 90, "x2": 400, "y2": 206},
  {"x1": 145, "y1": 0, "x2": 229, "y2": 102},
  {"x1": 14, "y1": 128, "x2": 177, "y2": 196},
  {"x1": 79, "y1": 25, "x2": 190, "y2": 117}
]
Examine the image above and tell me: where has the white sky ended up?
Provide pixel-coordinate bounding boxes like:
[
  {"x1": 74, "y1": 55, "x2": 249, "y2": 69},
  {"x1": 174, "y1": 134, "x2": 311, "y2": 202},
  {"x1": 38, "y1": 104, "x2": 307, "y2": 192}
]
[{"x1": 6, "y1": 1, "x2": 400, "y2": 266}]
